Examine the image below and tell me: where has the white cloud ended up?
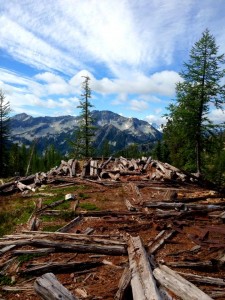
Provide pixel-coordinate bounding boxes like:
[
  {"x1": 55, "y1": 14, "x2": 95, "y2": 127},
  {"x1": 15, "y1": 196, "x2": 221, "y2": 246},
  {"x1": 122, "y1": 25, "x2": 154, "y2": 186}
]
[
  {"x1": 130, "y1": 99, "x2": 149, "y2": 111},
  {"x1": 145, "y1": 114, "x2": 167, "y2": 127},
  {"x1": 209, "y1": 109, "x2": 225, "y2": 124}
]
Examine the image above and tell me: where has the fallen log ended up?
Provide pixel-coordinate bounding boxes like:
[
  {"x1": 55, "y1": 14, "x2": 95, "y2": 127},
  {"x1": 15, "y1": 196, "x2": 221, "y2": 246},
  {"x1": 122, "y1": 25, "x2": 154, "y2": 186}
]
[
  {"x1": 178, "y1": 271, "x2": 225, "y2": 287},
  {"x1": 128, "y1": 235, "x2": 162, "y2": 300},
  {"x1": 0, "y1": 238, "x2": 127, "y2": 255},
  {"x1": 166, "y1": 260, "x2": 213, "y2": 270},
  {"x1": 34, "y1": 272, "x2": 78, "y2": 300},
  {"x1": 153, "y1": 264, "x2": 213, "y2": 300},
  {"x1": 148, "y1": 230, "x2": 176, "y2": 255},
  {"x1": 21, "y1": 260, "x2": 102, "y2": 276}
]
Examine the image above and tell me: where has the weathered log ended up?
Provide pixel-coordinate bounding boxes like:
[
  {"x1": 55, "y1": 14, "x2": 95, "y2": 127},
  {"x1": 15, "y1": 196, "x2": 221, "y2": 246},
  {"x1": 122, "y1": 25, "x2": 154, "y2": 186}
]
[
  {"x1": 0, "y1": 238, "x2": 127, "y2": 255},
  {"x1": 81, "y1": 158, "x2": 92, "y2": 178},
  {"x1": 99, "y1": 156, "x2": 112, "y2": 169},
  {"x1": 128, "y1": 235, "x2": 162, "y2": 300},
  {"x1": 145, "y1": 202, "x2": 185, "y2": 210},
  {"x1": 90, "y1": 160, "x2": 98, "y2": 177},
  {"x1": 57, "y1": 216, "x2": 82, "y2": 233},
  {"x1": 34, "y1": 272, "x2": 78, "y2": 300},
  {"x1": 21, "y1": 260, "x2": 102, "y2": 276},
  {"x1": 166, "y1": 260, "x2": 213, "y2": 270},
  {"x1": 0, "y1": 244, "x2": 16, "y2": 255},
  {"x1": 143, "y1": 156, "x2": 152, "y2": 172},
  {"x1": 153, "y1": 264, "x2": 213, "y2": 300},
  {"x1": 178, "y1": 271, "x2": 225, "y2": 286},
  {"x1": 16, "y1": 181, "x2": 36, "y2": 192},
  {"x1": 148, "y1": 230, "x2": 176, "y2": 255},
  {"x1": 114, "y1": 267, "x2": 131, "y2": 300},
  {"x1": 13, "y1": 248, "x2": 55, "y2": 255}
]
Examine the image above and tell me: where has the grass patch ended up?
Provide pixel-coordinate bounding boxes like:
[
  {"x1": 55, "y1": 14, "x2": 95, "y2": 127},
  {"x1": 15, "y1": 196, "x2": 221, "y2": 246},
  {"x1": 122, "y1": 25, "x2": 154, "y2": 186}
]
[
  {"x1": 78, "y1": 192, "x2": 90, "y2": 200},
  {"x1": 79, "y1": 202, "x2": 99, "y2": 211},
  {"x1": 42, "y1": 224, "x2": 63, "y2": 232}
]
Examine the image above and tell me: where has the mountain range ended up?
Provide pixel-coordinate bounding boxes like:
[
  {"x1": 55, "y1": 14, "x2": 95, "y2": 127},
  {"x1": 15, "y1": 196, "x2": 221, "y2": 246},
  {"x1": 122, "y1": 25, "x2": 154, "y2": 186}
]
[{"x1": 10, "y1": 110, "x2": 162, "y2": 155}]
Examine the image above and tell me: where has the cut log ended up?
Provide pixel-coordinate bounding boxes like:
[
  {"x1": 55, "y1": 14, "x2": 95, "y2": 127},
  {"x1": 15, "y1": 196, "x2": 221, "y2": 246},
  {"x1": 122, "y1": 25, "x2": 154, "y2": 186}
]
[
  {"x1": 114, "y1": 267, "x2": 131, "y2": 300},
  {"x1": 143, "y1": 156, "x2": 152, "y2": 172},
  {"x1": 153, "y1": 264, "x2": 213, "y2": 300},
  {"x1": 34, "y1": 272, "x2": 78, "y2": 300},
  {"x1": 128, "y1": 235, "x2": 162, "y2": 300}
]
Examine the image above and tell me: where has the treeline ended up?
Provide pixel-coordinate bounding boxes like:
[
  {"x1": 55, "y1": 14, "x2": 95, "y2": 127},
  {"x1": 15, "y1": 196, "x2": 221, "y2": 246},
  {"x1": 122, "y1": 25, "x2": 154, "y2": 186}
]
[{"x1": 5, "y1": 143, "x2": 63, "y2": 177}]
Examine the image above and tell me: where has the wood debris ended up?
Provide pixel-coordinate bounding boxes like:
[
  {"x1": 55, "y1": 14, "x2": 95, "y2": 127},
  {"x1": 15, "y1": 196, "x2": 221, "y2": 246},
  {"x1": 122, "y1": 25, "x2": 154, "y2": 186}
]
[{"x1": 0, "y1": 157, "x2": 225, "y2": 299}]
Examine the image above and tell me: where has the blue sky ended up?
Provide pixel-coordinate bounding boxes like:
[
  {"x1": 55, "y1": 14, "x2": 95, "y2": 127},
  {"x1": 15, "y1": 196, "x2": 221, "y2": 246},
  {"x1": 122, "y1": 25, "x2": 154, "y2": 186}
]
[{"x1": 0, "y1": 0, "x2": 225, "y2": 126}]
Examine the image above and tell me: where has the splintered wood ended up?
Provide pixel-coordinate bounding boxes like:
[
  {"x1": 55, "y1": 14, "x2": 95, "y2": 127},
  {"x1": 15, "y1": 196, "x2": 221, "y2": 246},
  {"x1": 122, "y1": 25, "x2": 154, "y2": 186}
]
[{"x1": 0, "y1": 158, "x2": 225, "y2": 299}]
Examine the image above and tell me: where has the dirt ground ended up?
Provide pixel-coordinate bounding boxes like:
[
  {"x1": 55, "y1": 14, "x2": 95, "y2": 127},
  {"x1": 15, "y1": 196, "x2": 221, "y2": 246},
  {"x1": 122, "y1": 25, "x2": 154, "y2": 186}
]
[{"x1": 0, "y1": 176, "x2": 225, "y2": 300}]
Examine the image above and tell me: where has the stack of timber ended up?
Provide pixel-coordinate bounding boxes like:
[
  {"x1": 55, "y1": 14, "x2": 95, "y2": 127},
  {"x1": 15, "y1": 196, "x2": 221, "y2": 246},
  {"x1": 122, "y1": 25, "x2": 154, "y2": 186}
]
[{"x1": 0, "y1": 157, "x2": 203, "y2": 195}]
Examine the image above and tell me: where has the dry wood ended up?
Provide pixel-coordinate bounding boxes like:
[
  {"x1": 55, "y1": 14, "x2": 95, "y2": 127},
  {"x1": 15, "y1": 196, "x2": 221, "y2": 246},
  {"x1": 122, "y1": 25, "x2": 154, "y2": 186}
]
[
  {"x1": 128, "y1": 235, "x2": 162, "y2": 300},
  {"x1": 114, "y1": 267, "x2": 131, "y2": 300},
  {"x1": 143, "y1": 156, "x2": 152, "y2": 171},
  {"x1": 34, "y1": 272, "x2": 78, "y2": 300},
  {"x1": 148, "y1": 230, "x2": 176, "y2": 254},
  {"x1": 0, "y1": 238, "x2": 127, "y2": 255},
  {"x1": 166, "y1": 260, "x2": 213, "y2": 270},
  {"x1": 13, "y1": 248, "x2": 55, "y2": 255},
  {"x1": 21, "y1": 260, "x2": 102, "y2": 276},
  {"x1": 153, "y1": 264, "x2": 213, "y2": 300},
  {"x1": 0, "y1": 244, "x2": 16, "y2": 255},
  {"x1": 178, "y1": 272, "x2": 225, "y2": 286},
  {"x1": 57, "y1": 216, "x2": 82, "y2": 233}
]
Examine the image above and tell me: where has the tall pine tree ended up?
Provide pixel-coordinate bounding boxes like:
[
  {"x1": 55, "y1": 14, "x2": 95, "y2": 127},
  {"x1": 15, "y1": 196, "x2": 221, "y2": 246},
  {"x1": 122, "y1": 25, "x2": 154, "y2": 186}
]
[
  {"x1": 74, "y1": 76, "x2": 95, "y2": 158},
  {"x1": 0, "y1": 90, "x2": 10, "y2": 177},
  {"x1": 164, "y1": 29, "x2": 225, "y2": 175}
]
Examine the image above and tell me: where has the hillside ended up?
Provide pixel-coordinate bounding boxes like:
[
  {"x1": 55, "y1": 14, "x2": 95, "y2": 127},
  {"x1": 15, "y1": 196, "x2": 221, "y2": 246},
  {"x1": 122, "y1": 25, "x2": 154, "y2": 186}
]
[{"x1": 10, "y1": 110, "x2": 162, "y2": 154}]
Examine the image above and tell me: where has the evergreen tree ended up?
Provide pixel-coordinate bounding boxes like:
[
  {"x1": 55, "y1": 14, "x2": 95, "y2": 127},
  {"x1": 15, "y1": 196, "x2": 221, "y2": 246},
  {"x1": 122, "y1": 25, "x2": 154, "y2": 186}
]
[
  {"x1": 74, "y1": 76, "x2": 95, "y2": 158},
  {"x1": 164, "y1": 29, "x2": 225, "y2": 174},
  {"x1": 0, "y1": 90, "x2": 10, "y2": 177}
]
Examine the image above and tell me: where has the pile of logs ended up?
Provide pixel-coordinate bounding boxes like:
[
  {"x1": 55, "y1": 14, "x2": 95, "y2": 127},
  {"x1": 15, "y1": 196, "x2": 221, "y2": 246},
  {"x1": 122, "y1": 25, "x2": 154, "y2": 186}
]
[{"x1": 0, "y1": 157, "x2": 201, "y2": 195}]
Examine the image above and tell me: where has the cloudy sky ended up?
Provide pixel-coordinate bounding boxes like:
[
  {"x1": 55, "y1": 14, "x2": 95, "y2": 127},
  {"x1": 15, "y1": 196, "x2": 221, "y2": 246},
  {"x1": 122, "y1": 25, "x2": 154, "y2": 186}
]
[{"x1": 0, "y1": 0, "x2": 225, "y2": 126}]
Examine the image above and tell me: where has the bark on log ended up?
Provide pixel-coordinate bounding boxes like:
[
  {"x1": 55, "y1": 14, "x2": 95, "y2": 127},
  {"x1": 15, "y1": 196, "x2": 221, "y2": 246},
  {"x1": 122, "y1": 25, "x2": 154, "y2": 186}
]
[
  {"x1": 143, "y1": 156, "x2": 152, "y2": 172},
  {"x1": 34, "y1": 272, "x2": 78, "y2": 300},
  {"x1": 128, "y1": 235, "x2": 162, "y2": 300},
  {"x1": 153, "y1": 265, "x2": 213, "y2": 300}
]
